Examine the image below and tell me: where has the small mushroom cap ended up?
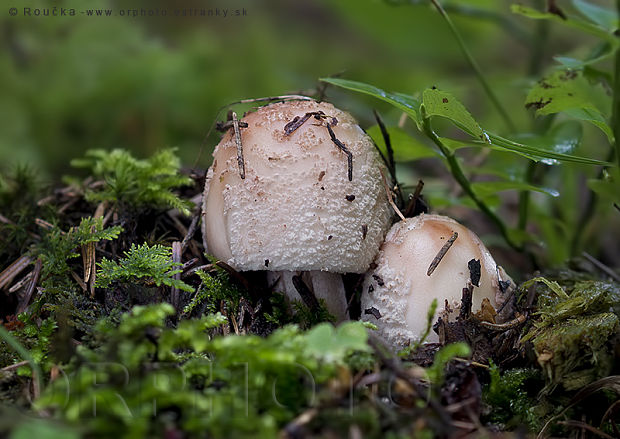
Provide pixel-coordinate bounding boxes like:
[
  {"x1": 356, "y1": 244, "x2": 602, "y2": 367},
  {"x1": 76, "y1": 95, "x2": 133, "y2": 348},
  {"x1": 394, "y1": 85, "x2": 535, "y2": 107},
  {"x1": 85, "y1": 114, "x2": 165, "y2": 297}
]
[
  {"x1": 361, "y1": 214, "x2": 512, "y2": 346},
  {"x1": 202, "y1": 100, "x2": 392, "y2": 273}
]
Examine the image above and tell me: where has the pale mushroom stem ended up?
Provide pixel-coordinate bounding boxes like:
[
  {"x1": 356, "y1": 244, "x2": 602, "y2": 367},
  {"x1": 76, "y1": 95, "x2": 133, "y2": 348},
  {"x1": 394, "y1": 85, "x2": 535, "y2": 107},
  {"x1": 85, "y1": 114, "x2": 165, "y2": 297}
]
[{"x1": 266, "y1": 271, "x2": 349, "y2": 322}]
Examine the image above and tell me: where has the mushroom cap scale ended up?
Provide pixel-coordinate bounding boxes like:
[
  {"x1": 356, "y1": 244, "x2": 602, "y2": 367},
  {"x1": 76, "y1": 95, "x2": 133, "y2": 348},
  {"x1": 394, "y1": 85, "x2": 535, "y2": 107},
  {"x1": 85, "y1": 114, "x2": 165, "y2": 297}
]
[
  {"x1": 202, "y1": 100, "x2": 392, "y2": 273},
  {"x1": 361, "y1": 214, "x2": 511, "y2": 346}
]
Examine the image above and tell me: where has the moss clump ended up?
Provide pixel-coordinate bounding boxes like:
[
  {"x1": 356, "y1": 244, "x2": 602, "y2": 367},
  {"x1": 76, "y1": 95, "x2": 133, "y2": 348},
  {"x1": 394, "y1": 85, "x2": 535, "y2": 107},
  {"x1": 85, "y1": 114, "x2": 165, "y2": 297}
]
[
  {"x1": 36, "y1": 216, "x2": 122, "y2": 287},
  {"x1": 182, "y1": 256, "x2": 244, "y2": 318},
  {"x1": 0, "y1": 165, "x2": 48, "y2": 266},
  {"x1": 530, "y1": 313, "x2": 617, "y2": 391},
  {"x1": 70, "y1": 148, "x2": 193, "y2": 215},
  {"x1": 483, "y1": 365, "x2": 545, "y2": 430},
  {"x1": 523, "y1": 280, "x2": 620, "y2": 393},
  {"x1": 96, "y1": 242, "x2": 193, "y2": 292}
]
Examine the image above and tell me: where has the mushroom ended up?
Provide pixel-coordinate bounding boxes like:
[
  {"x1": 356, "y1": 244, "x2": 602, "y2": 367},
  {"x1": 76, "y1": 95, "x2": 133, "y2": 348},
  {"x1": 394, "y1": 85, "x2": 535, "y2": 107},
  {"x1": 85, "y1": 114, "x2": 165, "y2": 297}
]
[
  {"x1": 202, "y1": 99, "x2": 393, "y2": 320},
  {"x1": 361, "y1": 213, "x2": 513, "y2": 346}
]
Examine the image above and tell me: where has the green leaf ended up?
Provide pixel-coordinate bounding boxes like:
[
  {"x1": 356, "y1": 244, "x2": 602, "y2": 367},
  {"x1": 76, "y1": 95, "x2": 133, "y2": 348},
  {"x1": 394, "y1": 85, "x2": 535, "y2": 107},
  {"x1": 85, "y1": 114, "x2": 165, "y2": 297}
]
[
  {"x1": 555, "y1": 42, "x2": 615, "y2": 69},
  {"x1": 115, "y1": 303, "x2": 175, "y2": 336},
  {"x1": 324, "y1": 77, "x2": 611, "y2": 166},
  {"x1": 303, "y1": 321, "x2": 370, "y2": 363},
  {"x1": 539, "y1": 121, "x2": 582, "y2": 155},
  {"x1": 421, "y1": 88, "x2": 486, "y2": 140},
  {"x1": 511, "y1": 4, "x2": 616, "y2": 43},
  {"x1": 564, "y1": 108, "x2": 614, "y2": 143},
  {"x1": 424, "y1": 89, "x2": 609, "y2": 165},
  {"x1": 583, "y1": 64, "x2": 614, "y2": 88},
  {"x1": 512, "y1": 121, "x2": 584, "y2": 165},
  {"x1": 160, "y1": 313, "x2": 227, "y2": 353},
  {"x1": 440, "y1": 137, "x2": 539, "y2": 161},
  {"x1": 525, "y1": 70, "x2": 606, "y2": 116},
  {"x1": 436, "y1": 137, "x2": 475, "y2": 152},
  {"x1": 472, "y1": 181, "x2": 559, "y2": 198},
  {"x1": 572, "y1": 0, "x2": 619, "y2": 31},
  {"x1": 319, "y1": 78, "x2": 421, "y2": 125},
  {"x1": 10, "y1": 419, "x2": 80, "y2": 439},
  {"x1": 587, "y1": 167, "x2": 620, "y2": 204},
  {"x1": 426, "y1": 342, "x2": 471, "y2": 385},
  {"x1": 511, "y1": 4, "x2": 558, "y2": 19},
  {"x1": 520, "y1": 277, "x2": 569, "y2": 299},
  {"x1": 487, "y1": 133, "x2": 612, "y2": 166},
  {"x1": 366, "y1": 125, "x2": 438, "y2": 161}
]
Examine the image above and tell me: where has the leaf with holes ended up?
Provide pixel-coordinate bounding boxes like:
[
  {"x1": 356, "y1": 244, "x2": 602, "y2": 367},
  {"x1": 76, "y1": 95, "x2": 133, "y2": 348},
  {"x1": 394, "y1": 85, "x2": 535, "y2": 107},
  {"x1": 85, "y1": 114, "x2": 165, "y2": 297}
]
[{"x1": 525, "y1": 70, "x2": 605, "y2": 116}]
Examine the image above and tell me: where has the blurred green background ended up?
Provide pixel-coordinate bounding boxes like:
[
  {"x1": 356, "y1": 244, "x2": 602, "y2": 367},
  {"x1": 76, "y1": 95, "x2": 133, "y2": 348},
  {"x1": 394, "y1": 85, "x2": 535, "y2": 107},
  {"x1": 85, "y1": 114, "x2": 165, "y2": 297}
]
[
  {"x1": 0, "y1": 0, "x2": 617, "y2": 267},
  {"x1": 0, "y1": 0, "x2": 575, "y2": 175}
]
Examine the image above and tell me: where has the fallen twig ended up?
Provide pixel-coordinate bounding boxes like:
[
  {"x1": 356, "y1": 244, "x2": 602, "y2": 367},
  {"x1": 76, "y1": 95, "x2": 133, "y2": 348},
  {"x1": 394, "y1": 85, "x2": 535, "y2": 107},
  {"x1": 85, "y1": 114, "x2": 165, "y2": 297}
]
[
  {"x1": 427, "y1": 232, "x2": 458, "y2": 276},
  {"x1": 0, "y1": 256, "x2": 32, "y2": 290},
  {"x1": 17, "y1": 259, "x2": 42, "y2": 314},
  {"x1": 582, "y1": 252, "x2": 620, "y2": 282}
]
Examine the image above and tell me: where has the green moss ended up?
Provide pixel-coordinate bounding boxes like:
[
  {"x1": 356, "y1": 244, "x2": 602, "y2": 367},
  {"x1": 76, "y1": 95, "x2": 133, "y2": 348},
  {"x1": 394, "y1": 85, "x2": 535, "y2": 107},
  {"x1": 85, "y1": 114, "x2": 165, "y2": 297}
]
[
  {"x1": 36, "y1": 216, "x2": 122, "y2": 287},
  {"x1": 183, "y1": 258, "x2": 243, "y2": 317},
  {"x1": 483, "y1": 365, "x2": 544, "y2": 430},
  {"x1": 291, "y1": 299, "x2": 335, "y2": 328},
  {"x1": 70, "y1": 148, "x2": 193, "y2": 215},
  {"x1": 35, "y1": 304, "x2": 372, "y2": 438},
  {"x1": 523, "y1": 280, "x2": 620, "y2": 393},
  {"x1": 96, "y1": 242, "x2": 193, "y2": 292},
  {"x1": 530, "y1": 313, "x2": 617, "y2": 392},
  {"x1": 0, "y1": 165, "x2": 47, "y2": 265}
]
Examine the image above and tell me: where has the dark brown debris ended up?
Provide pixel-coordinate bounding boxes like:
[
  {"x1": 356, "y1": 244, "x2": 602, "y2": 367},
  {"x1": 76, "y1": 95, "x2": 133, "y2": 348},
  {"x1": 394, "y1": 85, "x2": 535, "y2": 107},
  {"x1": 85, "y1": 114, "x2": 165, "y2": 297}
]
[
  {"x1": 547, "y1": 0, "x2": 567, "y2": 19},
  {"x1": 215, "y1": 120, "x2": 248, "y2": 132},
  {"x1": 525, "y1": 98, "x2": 552, "y2": 110},
  {"x1": 467, "y1": 259, "x2": 481, "y2": 287},
  {"x1": 283, "y1": 111, "x2": 326, "y2": 135},
  {"x1": 16, "y1": 259, "x2": 42, "y2": 314},
  {"x1": 326, "y1": 123, "x2": 353, "y2": 182},
  {"x1": 292, "y1": 274, "x2": 320, "y2": 311},
  {"x1": 232, "y1": 112, "x2": 245, "y2": 180},
  {"x1": 364, "y1": 306, "x2": 382, "y2": 319},
  {"x1": 404, "y1": 180, "x2": 427, "y2": 218}
]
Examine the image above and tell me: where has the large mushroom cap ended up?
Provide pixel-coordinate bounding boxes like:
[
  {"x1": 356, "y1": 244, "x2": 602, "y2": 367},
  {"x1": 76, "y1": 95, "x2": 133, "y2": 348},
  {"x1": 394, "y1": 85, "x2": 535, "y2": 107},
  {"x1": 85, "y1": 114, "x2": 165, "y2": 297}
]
[
  {"x1": 202, "y1": 100, "x2": 392, "y2": 273},
  {"x1": 361, "y1": 214, "x2": 512, "y2": 346}
]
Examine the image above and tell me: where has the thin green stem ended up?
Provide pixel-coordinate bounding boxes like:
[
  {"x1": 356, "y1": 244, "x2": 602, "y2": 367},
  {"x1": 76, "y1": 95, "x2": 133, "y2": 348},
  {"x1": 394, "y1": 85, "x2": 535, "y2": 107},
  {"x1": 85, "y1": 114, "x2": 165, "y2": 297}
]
[
  {"x1": 518, "y1": 5, "x2": 550, "y2": 234},
  {"x1": 430, "y1": 0, "x2": 516, "y2": 133},
  {"x1": 442, "y1": 3, "x2": 531, "y2": 47},
  {"x1": 570, "y1": 149, "x2": 615, "y2": 255},
  {"x1": 422, "y1": 112, "x2": 520, "y2": 251},
  {"x1": 0, "y1": 324, "x2": 42, "y2": 398},
  {"x1": 527, "y1": 11, "x2": 549, "y2": 77},
  {"x1": 517, "y1": 163, "x2": 536, "y2": 231},
  {"x1": 613, "y1": 0, "x2": 620, "y2": 167}
]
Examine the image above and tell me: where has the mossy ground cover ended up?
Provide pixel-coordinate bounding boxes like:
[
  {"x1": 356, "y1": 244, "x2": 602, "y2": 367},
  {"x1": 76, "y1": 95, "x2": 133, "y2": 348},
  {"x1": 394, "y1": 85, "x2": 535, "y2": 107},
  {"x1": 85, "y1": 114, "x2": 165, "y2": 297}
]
[{"x1": 0, "y1": 147, "x2": 618, "y2": 438}]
